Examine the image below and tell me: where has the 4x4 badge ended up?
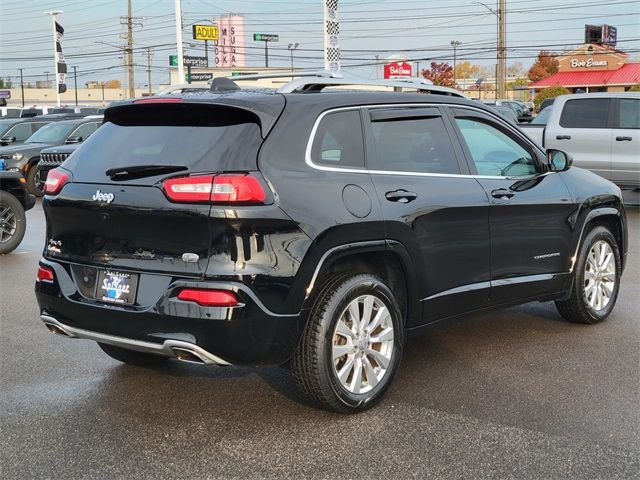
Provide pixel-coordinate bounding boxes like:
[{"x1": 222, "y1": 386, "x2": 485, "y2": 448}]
[{"x1": 92, "y1": 190, "x2": 115, "y2": 204}]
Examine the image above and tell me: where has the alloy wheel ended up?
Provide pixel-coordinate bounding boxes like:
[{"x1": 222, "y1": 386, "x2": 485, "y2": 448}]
[
  {"x1": 332, "y1": 294, "x2": 395, "y2": 394},
  {"x1": 0, "y1": 203, "x2": 17, "y2": 244},
  {"x1": 584, "y1": 240, "x2": 616, "y2": 311}
]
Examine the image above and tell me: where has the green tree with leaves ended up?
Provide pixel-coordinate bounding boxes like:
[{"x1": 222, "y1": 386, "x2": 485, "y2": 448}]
[
  {"x1": 0, "y1": 77, "x2": 13, "y2": 89},
  {"x1": 533, "y1": 86, "x2": 570, "y2": 110}
]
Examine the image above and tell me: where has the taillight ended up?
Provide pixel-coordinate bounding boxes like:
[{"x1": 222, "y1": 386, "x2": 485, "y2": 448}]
[
  {"x1": 163, "y1": 175, "x2": 215, "y2": 203},
  {"x1": 162, "y1": 174, "x2": 266, "y2": 204},
  {"x1": 37, "y1": 265, "x2": 55, "y2": 283},
  {"x1": 44, "y1": 168, "x2": 70, "y2": 195},
  {"x1": 177, "y1": 289, "x2": 238, "y2": 307}
]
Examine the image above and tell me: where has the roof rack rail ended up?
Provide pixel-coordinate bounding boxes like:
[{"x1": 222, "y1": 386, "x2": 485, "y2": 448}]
[
  {"x1": 223, "y1": 70, "x2": 341, "y2": 82},
  {"x1": 277, "y1": 76, "x2": 465, "y2": 97}
]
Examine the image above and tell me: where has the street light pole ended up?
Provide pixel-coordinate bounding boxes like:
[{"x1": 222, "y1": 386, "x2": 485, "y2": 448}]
[
  {"x1": 174, "y1": 0, "x2": 184, "y2": 83},
  {"x1": 44, "y1": 10, "x2": 63, "y2": 107},
  {"x1": 451, "y1": 40, "x2": 461, "y2": 85},
  {"x1": 72, "y1": 66, "x2": 78, "y2": 106},
  {"x1": 288, "y1": 43, "x2": 299, "y2": 72}
]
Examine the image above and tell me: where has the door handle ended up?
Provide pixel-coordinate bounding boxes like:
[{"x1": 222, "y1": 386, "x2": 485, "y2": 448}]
[
  {"x1": 556, "y1": 135, "x2": 571, "y2": 140},
  {"x1": 616, "y1": 136, "x2": 632, "y2": 141},
  {"x1": 385, "y1": 189, "x2": 418, "y2": 203},
  {"x1": 491, "y1": 188, "x2": 515, "y2": 200}
]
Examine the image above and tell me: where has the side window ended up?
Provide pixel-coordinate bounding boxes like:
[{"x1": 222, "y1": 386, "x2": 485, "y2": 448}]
[
  {"x1": 311, "y1": 110, "x2": 365, "y2": 168},
  {"x1": 70, "y1": 122, "x2": 99, "y2": 141},
  {"x1": 560, "y1": 98, "x2": 611, "y2": 128},
  {"x1": 619, "y1": 99, "x2": 640, "y2": 129},
  {"x1": 6, "y1": 123, "x2": 33, "y2": 141},
  {"x1": 369, "y1": 115, "x2": 460, "y2": 174},
  {"x1": 455, "y1": 118, "x2": 538, "y2": 177}
]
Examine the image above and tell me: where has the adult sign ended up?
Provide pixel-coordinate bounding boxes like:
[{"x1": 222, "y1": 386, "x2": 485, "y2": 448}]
[
  {"x1": 384, "y1": 62, "x2": 412, "y2": 79},
  {"x1": 192, "y1": 25, "x2": 219, "y2": 41}
]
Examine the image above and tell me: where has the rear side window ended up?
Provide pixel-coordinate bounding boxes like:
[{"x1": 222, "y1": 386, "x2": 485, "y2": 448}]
[
  {"x1": 560, "y1": 99, "x2": 611, "y2": 128},
  {"x1": 69, "y1": 122, "x2": 100, "y2": 141},
  {"x1": 6, "y1": 123, "x2": 33, "y2": 141},
  {"x1": 619, "y1": 99, "x2": 639, "y2": 129},
  {"x1": 63, "y1": 104, "x2": 263, "y2": 184},
  {"x1": 370, "y1": 115, "x2": 460, "y2": 174},
  {"x1": 310, "y1": 110, "x2": 365, "y2": 168}
]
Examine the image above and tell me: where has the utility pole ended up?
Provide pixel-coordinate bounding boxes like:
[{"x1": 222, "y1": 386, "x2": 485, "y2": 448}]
[
  {"x1": 72, "y1": 66, "x2": 78, "y2": 105},
  {"x1": 451, "y1": 40, "x2": 461, "y2": 85},
  {"x1": 18, "y1": 68, "x2": 25, "y2": 107},
  {"x1": 415, "y1": 62, "x2": 421, "y2": 78},
  {"x1": 375, "y1": 54, "x2": 379, "y2": 79},
  {"x1": 497, "y1": 0, "x2": 506, "y2": 98},
  {"x1": 123, "y1": 0, "x2": 135, "y2": 98},
  {"x1": 146, "y1": 48, "x2": 152, "y2": 94}
]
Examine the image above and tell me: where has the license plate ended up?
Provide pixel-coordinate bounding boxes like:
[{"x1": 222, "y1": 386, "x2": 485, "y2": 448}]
[{"x1": 96, "y1": 269, "x2": 138, "y2": 305}]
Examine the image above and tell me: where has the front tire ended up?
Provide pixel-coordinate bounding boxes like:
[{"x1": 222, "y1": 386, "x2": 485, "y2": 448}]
[
  {"x1": 98, "y1": 342, "x2": 170, "y2": 366},
  {"x1": 0, "y1": 191, "x2": 26, "y2": 255},
  {"x1": 555, "y1": 226, "x2": 622, "y2": 324},
  {"x1": 292, "y1": 273, "x2": 405, "y2": 413},
  {"x1": 26, "y1": 165, "x2": 44, "y2": 197}
]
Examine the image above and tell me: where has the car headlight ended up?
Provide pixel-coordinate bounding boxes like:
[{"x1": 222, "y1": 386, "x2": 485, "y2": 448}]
[{"x1": 11, "y1": 153, "x2": 24, "y2": 161}]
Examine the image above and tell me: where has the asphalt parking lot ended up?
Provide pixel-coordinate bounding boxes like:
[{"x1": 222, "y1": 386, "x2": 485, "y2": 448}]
[{"x1": 1, "y1": 195, "x2": 638, "y2": 480}]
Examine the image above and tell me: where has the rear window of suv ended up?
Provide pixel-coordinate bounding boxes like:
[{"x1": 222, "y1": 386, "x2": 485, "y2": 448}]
[{"x1": 62, "y1": 104, "x2": 263, "y2": 184}]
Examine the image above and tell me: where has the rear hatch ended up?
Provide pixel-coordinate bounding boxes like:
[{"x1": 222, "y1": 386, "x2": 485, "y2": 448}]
[{"x1": 43, "y1": 100, "x2": 270, "y2": 281}]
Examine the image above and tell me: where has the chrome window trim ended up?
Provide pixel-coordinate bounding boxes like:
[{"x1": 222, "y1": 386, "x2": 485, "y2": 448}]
[{"x1": 304, "y1": 103, "x2": 546, "y2": 181}]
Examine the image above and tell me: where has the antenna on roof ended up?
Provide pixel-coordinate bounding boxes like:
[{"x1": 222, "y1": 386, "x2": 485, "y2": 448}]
[{"x1": 210, "y1": 77, "x2": 240, "y2": 92}]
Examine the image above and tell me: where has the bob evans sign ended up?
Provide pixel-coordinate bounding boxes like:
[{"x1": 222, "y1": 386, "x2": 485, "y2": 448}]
[
  {"x1": 384, "y1": 62, "x2": 412, "y2": 79},
  {"x1": 570, "y1": 58, "x2": 608, "y2": 68}
]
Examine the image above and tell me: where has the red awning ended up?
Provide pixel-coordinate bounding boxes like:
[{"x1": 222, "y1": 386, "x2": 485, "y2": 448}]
[{"x1": 530, "y1": 63, "x2": 640, "y2": 88}]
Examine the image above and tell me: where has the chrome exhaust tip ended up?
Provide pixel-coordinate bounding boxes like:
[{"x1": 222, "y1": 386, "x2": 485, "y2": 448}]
[
  {"x1": 171, "y1": 347, "x2": 207, "y2": 364},
  {"x1": 44, "y1": 322, "x2": 70, "y2": 336}
]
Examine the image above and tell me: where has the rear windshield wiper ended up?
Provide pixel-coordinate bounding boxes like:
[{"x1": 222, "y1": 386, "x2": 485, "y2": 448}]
[{"x1": 106, "y1": 164, "x2": 188, "y2": 180}]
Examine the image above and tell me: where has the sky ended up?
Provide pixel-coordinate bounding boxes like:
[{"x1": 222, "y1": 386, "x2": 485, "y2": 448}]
[{"x1": 0, "y1": 0, "x2": 639, "y2": 88}]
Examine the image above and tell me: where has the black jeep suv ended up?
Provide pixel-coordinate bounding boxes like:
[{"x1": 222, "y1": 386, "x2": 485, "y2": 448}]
[{"x1": 35, "y1": 78, "x2": 628, "y2": 413}]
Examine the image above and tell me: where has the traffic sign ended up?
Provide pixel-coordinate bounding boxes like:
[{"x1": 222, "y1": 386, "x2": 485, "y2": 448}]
[
  {"x1": 253, "y1": 33, "x2": 279, "y2": 42},
  {"x1": 192, "y1": 25, "x2": 219, "y2": 41}
]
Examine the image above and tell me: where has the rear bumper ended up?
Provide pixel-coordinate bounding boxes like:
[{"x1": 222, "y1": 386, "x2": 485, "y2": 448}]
[{"x1": 35, "y1": 259, "x2": 305, "y2": 366}]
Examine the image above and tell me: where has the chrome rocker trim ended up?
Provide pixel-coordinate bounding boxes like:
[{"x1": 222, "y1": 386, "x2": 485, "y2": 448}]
[{"x1": 40, "y1": 314, "x2": 231, "y2": 366}]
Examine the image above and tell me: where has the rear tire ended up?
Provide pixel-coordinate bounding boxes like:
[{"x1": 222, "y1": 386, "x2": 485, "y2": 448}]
[
  {"x1": 26, "y1": 165, "x2": 44, "y2": 197},
  {"x1": 555, "y1": 226, "x2": 621, "y2": 324},
  {"x1": 292, "y1": 273, "x2": 405, "y2": 413},
  {"x1": 98, "y1": 342, "x2": 170, "y2": 366},
  {"x1": 0, "y1": 191, "x2": 26, "y2": 255}
]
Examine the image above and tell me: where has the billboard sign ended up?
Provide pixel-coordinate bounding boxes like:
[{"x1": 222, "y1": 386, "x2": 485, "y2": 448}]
[
  {"x1": 192, "y1": 24, "x2": 219, "y2": 41},
  {"x1": 602, "y1": 24, "x2": 617, "y2": 46},
  {"x1": 384, "y1": 62, "x2": 412, "y2": 79},
  {"x1": 215, "y1": 15, "x2": 245, "y2": 67}
]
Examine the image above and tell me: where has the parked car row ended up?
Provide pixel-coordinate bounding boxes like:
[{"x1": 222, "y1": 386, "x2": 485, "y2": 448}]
[
  {"x1": 1, "y1": 105, "x2": 105, "y2": 118},
  {"x1": 0, "y1": 115, "x2": 102, "y2": 195}
]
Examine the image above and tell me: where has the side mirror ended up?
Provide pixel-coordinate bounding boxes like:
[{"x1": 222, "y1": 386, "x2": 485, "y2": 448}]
[
  {"x1": 0, "y1": 136, "x2": 16, "y2": 145},
  {"x1": 65, "y1": 136, "x2": 82, "y2": 144},
  {"x1": 547, "y1": 149, "x2": 572, "y2": 172}
]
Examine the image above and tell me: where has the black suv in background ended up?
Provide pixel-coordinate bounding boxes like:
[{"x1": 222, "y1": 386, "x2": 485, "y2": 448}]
[
  {"x1": 0, "y1": 117, "x2": 101, "y2": 196},
  {"x1": 36, "y1": 76, "x2": 627, "y2": 413}
]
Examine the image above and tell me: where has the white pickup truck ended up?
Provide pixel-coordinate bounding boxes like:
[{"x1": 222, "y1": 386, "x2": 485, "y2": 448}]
[{"x1": 521, "y1": 92, "x2": 639, "y2": 189}]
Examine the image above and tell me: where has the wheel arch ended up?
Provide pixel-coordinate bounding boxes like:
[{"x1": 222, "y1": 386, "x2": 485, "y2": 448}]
[
  {"x1": 301, "y1": 241, "x2": 420, "y2": 327},
  {"x1": 571, "y1": 206, "x2": 627, "y2": 273}
]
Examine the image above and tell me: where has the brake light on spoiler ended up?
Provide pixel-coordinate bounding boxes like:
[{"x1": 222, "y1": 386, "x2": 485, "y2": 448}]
[{"x1": 162, "y1": 174, "x2": 267, "y2": 204}]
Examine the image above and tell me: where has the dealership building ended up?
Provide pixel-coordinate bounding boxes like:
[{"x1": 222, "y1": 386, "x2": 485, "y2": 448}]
[{"x1": 530, "y1": 28, "x2": 640, "y2": 93}]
